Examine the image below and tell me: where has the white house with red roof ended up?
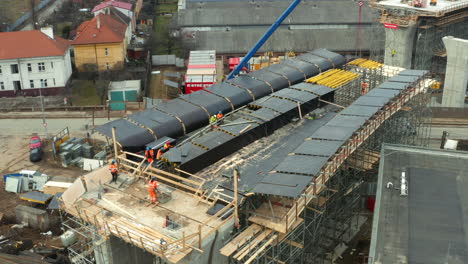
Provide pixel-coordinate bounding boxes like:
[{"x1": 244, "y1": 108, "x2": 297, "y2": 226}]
[
  {"x1": 0, "y1": 27, "x2": 72, "y2": 97},
  {"x1": 92, "y1": 0, "x2": 136, "y2": 31}
]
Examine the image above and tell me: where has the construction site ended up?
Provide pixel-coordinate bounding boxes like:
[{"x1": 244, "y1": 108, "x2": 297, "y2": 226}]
[{"x1": 1, "y1": 0, "x2": 467, "y2": 263}]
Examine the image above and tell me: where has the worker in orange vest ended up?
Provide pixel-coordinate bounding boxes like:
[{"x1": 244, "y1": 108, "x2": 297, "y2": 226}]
[
  {"x1": 145, "y1": 147, "x2": 154, "y2": 163},
  {"x1": 361, "y1": 81, "x2": 368, "y2": 95},
  {"x1": 109, "y1": 160, "x2": 118, "y2": 183},
  {"x1": 216, "y1": 111, "x2": 224, "y2": 120},
  {"x1": 156, "y1": 147, "x2": 164, "y2": 160},
  {"x1": 148, "y1": 177, "x2": 158, "y2": 204}
]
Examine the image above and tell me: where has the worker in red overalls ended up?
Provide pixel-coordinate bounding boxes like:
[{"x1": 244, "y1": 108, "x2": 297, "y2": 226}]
[
  {"x1": 109, "y1": 160, "x2": 118, "y2": 183},
  {"x1": 145, "y1": 147, "x2": 154, "y2": 163},
  {"x1": 148, "y1": 177, "x2": 158, "y2": 204},
  {"x1": 361, "y1": 81, "x2": 368, "y2": 95}
]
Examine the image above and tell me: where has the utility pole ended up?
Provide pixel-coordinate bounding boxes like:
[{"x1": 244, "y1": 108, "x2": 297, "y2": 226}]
[{"x1": 39, "y1": 87, "x2": 48, "y2": 139}]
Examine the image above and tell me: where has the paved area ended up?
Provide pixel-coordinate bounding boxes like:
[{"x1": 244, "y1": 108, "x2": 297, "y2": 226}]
[{"x1": 21, "y1": 0, "x2": 68, "y2": 30}]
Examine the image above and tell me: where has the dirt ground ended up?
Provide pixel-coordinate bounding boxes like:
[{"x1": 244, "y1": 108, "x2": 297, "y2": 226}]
[
  {"x1": 149, "y1": 66, "x2": 185, "y2": 99},
  {"x1": 0, "y1": 134, "x2": 82, "y2": 222}
]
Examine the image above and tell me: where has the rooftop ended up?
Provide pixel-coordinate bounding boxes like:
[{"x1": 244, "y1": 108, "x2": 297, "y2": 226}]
[
  {"x1": 72, "y1": 14, "x2": 127, "y2": 45},
  {"x1": 0, "y1": 30, "x2": 70, "y2": 60},
  {"x1": 370, "y1": 144, "x2": 468, "y2": 264},
  {"x1": 92, "y1": 0, "x2": 133, "y2": 13}
]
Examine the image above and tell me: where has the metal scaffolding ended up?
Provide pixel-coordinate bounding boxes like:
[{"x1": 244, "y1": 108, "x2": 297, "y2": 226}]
[{"x1": 224, "y1": 65, "x2": 432, "y2": 264}]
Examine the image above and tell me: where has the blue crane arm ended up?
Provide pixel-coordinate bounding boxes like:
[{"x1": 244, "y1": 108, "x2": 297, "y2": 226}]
[{"x1": 226, "y1": 0, "x2": 302, "y2": 80}]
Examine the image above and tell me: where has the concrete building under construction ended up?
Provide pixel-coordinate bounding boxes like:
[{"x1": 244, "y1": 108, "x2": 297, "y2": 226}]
[{"x1": 59, "y1": 48, "x2": 435, "y2": 264}]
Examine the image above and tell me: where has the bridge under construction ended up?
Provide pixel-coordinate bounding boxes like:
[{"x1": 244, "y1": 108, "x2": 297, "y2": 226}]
[{"x1": 60, "y1": 50, "x2": 433, "y2": 264}]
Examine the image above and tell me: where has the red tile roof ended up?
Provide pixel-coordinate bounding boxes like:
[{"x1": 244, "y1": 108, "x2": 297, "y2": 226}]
[
  {"x1": 72, "y1": 14, "x2": 127, "y2": 45},
  {"x1": 0, "y1": 30, "x2": 70, "y2": 60},
  {"x1": 92, "y1": 0, "x2": 133, "y2": 13}
]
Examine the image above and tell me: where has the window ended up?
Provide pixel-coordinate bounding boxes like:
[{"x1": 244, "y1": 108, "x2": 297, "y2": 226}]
[
  {"x1": 40, "y1": 79, "x2": 48, "y2": 87},
  {"x1": 30, "y1": 80, "x2": 34, "y2": 88},
  {"x1": 38, "y1": 62, "x2": 45, "y2": 72},
  {"x1": 106, "y1": 63, "x2": 110, "y2": 70},
  {"x1": 104, "y1": 48, "x2": 109, "y2": 56},
  {"x1": 27, "y1": 63, "x2": 32, "y2": 72},
  {"x1": 53, "y1": 78, "x2": 56, "y2": 86},
  {"x1": 50, "y1": 62, "x2": 53, "y2": 69},
  {"x1": 0, "y1": 82, "x2": 4, "y2": 90},
  {"x1": 10, "y1": 64, "x2": 19, "y2": 74},
  {"x1": 0, "y1": 65, "x2": 2, "y2": 74}
]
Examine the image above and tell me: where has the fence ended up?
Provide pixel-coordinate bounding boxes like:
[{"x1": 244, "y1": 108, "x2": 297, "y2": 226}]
[{"x1": 152, "y1": 55, "x2": 185, "y2": 67}]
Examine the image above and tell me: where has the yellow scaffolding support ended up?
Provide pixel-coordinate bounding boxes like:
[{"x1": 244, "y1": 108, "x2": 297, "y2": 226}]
[{"x1": 306, "y1": 69, "x2": 360, "y2": 89}]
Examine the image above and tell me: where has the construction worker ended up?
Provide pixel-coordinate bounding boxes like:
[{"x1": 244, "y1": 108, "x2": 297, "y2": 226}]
[
  {"x1": 216, "y1": 111, "x2": 224, "y2": 120},
  {"x1": 361, "y1": 81, "x2": 368, "y2": 95},
  {"x1": 210, "y1": 114, "x2": 217, "y2": 124},
  {"x1": 163, "y1": 141, "x2": 172, "y2": 151},
  {"x1": 145, "y1": 147, "x2": 154, "y2": 163},
  {"x1": 391, "y1": 49, "x2": 396, "y2": 57},
  {"x1": 148, "y1": 177, "x2": 158, "y2": 204},
  {"x1": 156, "y1": 147, "x2": 164, "y2": 160},
  {"x1": 109, "y1": 160, "x2": 118, "y2": 183}
]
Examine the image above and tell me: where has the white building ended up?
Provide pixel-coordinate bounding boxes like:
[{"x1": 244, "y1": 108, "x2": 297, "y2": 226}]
[
  {"x1": 92, "y1": 0, "x2": 135, "y2": 32},
  {"x1": 0, "y1": 27, "x2": 72, "y2": 97}
]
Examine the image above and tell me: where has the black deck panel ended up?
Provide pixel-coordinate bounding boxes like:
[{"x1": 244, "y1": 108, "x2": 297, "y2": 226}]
[
  {"x1": 352, "y1": 95, "x2": 391, "y2": 107},
  {"x1": 398, "y1": 69, "x2": 429, "y2": 77},
  {"x1": 255, "y1": 97, "x2": 298, "y2": 113},
  {"x1": 260, "y1": 172, "x2": 312, "y2": 186},
  {"x1": 293, "y1": 140, "x2": 345, "y2": 156},
  {"x1": 248, "y1": 69, "x2": 290, "y2": 92},
  {"x1": 221, "y1": 118, "x2": 260, "y2": 135},
  {"x1": 327, "y1": 115, "x2": 369, "y2": 129},
  {"x1": 273, "y1": 88, "x2": 318, "y2": 103},
  {"x1": 275, "y1": 155, "x2": 330, "y2": 176},
  {"x1": 252, "y1": 182, "x2": 308, "y2": 197},
  {"x1": 155, "y1": 98, "x2": 209, "y2": 131},
  {"x1": 163, "y1": 147, "x2": 182, "y2": 163},
  {"x1": 296, "y1": 53, "x2": 333, "y2": 70},
  {"x1": 365, "y1": 88, "x2": 402, "y2": 98},
  {"x1": 127, "y1": 109, "x2": 183, "y2": 139},
  {"x1": 377, "y1": 81, "x2": 410, "y2": 90},
  {"x1": 192, "y1": 130, "x2": 234, "y2": 150},
  {"x1": 178, "y1": 143, "x2": 206, "y2": 160},
  {"x1": 291, "y1": 83, "x2": 333, "y2": 96},
  {"x1": 388, "y1": 75, "x2": 420, "y2": 83},
  {"x1": 179, "y1": 90, "x2": 232, "y2": 116},
  {"x1": 340, "y1": 105, "x2": 381, "y2": 117},
  {"x1": 95, "y1": 119, "x2": 154, "y2": 148},
  {"x1": 250, "y1": 108, "x2": 281, "y2": 121},
  {"x1": 309, "y1": 125, "x2": 356, "y2": 141},
  {"x1": 281, "y1": 59, "x2": 320, "y2": 78},
  {"x1": 310, "y1": 48, "x2": 347, "y2": 67},
  {"x1": 265, "y1": 63, "x2": 306, "y2": 85},
  {"x1": 205, "y1": 82, "x2": 254, "y2": 108},
  {"x1": 253, "y1": 172, "x2": 312, "y2": 197},
  {"x1": 227, "y1": 75, "x2": 273, "y2": 99}
]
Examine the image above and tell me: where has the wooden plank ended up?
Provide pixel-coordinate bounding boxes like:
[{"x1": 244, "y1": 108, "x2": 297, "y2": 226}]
[
  {"x1": 282, "y1": 239, "x2": 304, "y2": 249},
  {"x1": 234, "y1": 229, "x2": 273, "y2": 260},
  {"x1": 244, "y1": 235, "x2": 278, "y2": 264},
  {"x1": 220, "y1": 224, "x2": 262, "y2": 256}
]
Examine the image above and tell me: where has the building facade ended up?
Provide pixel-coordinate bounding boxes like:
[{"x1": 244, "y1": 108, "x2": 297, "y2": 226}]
[
  {"x1": 0, "y1": 28, "x2": 72, "y2": 97},
  {"x1": 72, "y1": 14, "x2": 129, "y2": 72}
]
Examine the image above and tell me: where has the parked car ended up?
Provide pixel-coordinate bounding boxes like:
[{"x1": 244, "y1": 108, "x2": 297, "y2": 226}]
[
  {"x1": 30, "y1": 147, "x2": 43, "y2": 162},
  {"x1": 29, "y1": 135, "x2": 42, "y2": 149}
]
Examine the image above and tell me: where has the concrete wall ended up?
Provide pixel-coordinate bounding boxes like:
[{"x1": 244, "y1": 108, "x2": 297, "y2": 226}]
[
  {"x1": 442, "y1": 36, "x2": 468, "y2": 107},
  {"x1": 176, "y1": 0, "x2": 380, "y2": 53},
  {"x1": 384, "y1": 22, "x2": 417, "y2": 68},
  {"x1": 95, "y1": 235, "x2": 155, "y2": 264}
]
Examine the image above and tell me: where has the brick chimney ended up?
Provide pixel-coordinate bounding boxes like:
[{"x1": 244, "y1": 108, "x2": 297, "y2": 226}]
[{"x1": 40, "y1": 26, "x2": 54, "y2": 39}]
